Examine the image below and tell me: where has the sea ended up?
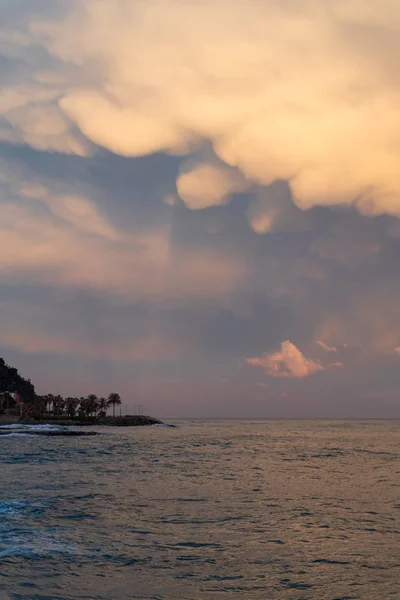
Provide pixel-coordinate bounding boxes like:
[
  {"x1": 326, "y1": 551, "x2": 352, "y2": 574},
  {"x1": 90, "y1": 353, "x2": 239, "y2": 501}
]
[{"x1": 1, "y1": 419, "x2": 399, "y2": 600}]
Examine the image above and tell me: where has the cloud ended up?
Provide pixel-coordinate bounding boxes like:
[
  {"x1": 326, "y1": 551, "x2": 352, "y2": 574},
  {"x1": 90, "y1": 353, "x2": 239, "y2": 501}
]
[
  {"x1": 5, "y1": 0, "x2": 395, "y2": 216},
  {"x1": 0, "y1": 210, "x2": 243, "y2": 301},
  {"x1": 315, "y1": 284, "x2": 400, "y2": 355},
  {"x1": 20, "y1": 183, "x2": 121, "y2": 240},
  {"x1": 246, "y1": 181, "x2": 317, "y2": 234},
  {"x1": 316, "y1": 341, "x2": 337, "y2": 353},
  {"x1": 310, "y1": 233, "x2": 380, "y2": 269},
  {"x1": 0, "y1": 328, "x2": 181, "y2": 362},
  {"x1": 177, "y1": 161, "x2": 247, "y2": 210},
  {"x1": 247, "y1": 341, "x2": 325, "y2": 378},
  {"x1": 6, "y1": 102, "x2": 90, "y2": 155},
  {"x1": 0, "y1": 166, "x2": 245, "y2": 302}
]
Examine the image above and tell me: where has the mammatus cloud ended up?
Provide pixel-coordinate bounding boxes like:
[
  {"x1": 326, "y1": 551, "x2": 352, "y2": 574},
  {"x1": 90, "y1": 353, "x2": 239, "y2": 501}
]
[
  {"x1": 5, "y1": 0, "x2": 396, "y2": 217},
  {"x1": 245, "y1": 182, "x2": 317, "y2": 234},
  {"x1": 247, "y1": 341, "x2": 325, "y2": 379},
  {"x1": 177, "y1": 162, "x2": 248, "y2": 210}
]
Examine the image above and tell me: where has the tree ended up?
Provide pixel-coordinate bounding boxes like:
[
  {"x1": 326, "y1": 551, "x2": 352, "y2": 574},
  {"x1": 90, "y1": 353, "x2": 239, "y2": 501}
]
[
  {"x1": 107, "y1": 392, "x2": 121, "y2": 418},
  {"x1": 0, "y1": 357, "x2": 35, "y2": 403},
  {"x1": 87, "y1": 394, "x2": 99, "y2": 417},
  {"x1": 52, "y1": 395, "x2": 65, "y2": 417},
  {"x1": 98, "y1": 397, "x2": 108, "y2": 417},
  {"x1": 66, "y1": 397, "x2": 80, "y2": 419},
  {"x1": 44, "y1": 394, "x2": 54, "y2": 415}
]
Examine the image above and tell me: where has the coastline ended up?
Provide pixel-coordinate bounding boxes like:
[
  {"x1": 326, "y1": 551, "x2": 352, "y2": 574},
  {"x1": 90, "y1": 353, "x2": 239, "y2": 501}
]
[{"x1": 18, "y1": 415, "x2": 176, "y2": 428}]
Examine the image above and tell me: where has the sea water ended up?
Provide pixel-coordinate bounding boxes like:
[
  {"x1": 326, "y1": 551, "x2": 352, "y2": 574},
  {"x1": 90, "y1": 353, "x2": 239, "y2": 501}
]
[{"x1": 1, "y1": 419, "x2": 399, "y2": 599}]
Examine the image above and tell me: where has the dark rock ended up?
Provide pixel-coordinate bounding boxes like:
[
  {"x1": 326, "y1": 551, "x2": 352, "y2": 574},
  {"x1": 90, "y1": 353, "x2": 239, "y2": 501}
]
[
  {"x1": 96, "y1": 415, "x2": 166, "y2": 427},
  {"x1": 20, "y1": 415, "x2": 175, "y2": 427}
]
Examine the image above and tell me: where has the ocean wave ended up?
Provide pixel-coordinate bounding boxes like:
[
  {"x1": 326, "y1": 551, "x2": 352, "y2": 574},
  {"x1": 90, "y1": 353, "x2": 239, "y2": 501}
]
[
  {"x1": 0, "y1": 432, "x2": 35, "y2": 438},
  {"x1": 0, "y1": 500, "x2": 29, "y2": 516},
  {"x1": 0, "y1": 423, "x2": 65, "y2": 431},
  {"x1": 0, "y1": 540, "x2": 78, "y2": 559}
]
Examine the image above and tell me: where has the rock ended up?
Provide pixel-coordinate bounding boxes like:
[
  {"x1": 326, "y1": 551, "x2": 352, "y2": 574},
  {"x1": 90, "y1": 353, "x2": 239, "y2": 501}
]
[
  {"x1": 96, "y1": 415, "x2": 166, "y2": 427},
  {"x1": 17, "y1": 415, "x2": 176, "y2": 427}
]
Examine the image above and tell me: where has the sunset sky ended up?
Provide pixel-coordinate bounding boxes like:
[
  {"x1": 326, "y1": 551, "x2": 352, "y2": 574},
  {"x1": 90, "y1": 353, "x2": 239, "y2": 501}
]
[{"x1": 1, "y1": 0, "x2": 400, "y2": 417}]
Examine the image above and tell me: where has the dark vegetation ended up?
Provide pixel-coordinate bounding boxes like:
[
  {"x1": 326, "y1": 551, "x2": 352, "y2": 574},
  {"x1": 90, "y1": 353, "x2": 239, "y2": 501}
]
[
  {"x1": 0, "y1": 358, "x2": 35, "y2": 405},
  {"x1": 0, "y1": 357, "x2": 122, "y2": 420},
  {"x1": 31, "y1": 392, "x2": 122, "y2": 420}
]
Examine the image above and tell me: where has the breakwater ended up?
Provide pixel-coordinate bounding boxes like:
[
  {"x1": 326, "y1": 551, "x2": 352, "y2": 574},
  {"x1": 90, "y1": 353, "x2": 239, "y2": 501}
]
[{"x1": 20, "y1": 415, "x2": 174, "y2": 427}]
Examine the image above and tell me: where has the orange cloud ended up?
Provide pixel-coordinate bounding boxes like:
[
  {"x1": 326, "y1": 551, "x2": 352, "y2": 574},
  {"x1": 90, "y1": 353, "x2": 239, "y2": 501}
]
[
  {"x1": 177, "y1": 162, "x2": 247, "y2": 210},
  {"x1": 12, "y1": 0, "x2": 399, "y2": 217}
]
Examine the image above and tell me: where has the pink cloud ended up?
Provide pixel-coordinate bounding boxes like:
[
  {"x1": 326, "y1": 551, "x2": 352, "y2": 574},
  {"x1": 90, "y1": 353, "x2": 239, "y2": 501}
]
[
  {"x1": 0, "y1": 329, "x2": 182, "y2": 363},
  {"x1": 0, "y1": 183, "x2": 244, "y2": 302},
  {"x1": 316, "y1": 340, "x2": 337, "y2": 353},
  {"x1": 247, "y1": 340, "x2": 325, "y2": 378}
]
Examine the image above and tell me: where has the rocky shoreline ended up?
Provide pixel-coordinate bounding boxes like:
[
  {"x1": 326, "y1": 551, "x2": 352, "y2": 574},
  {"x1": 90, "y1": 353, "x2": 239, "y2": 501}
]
[
  {"x1": 19, "y1": 415, "x2": 176, "y2": 427},
  {"x1": 0, "y1": 415, "x2": 177, "y2": 436}
]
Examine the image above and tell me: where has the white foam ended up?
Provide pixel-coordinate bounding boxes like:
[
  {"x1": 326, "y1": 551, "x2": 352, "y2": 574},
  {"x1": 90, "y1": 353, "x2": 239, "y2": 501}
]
[
  {"x1": 1, "y1": 432, "x2": 34, "y2": 437},
  {"x1": 0, "y1": 423, "x2": 64, "y2": 431}
]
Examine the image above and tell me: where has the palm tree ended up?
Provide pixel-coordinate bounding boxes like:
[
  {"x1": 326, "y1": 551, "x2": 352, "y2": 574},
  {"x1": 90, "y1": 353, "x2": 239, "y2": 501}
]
[
  {"x1": 79, "y1": 397, "x2": 90, "y2": 418},
  {"x1": 46, "y1": 394, "x2": 55, "y2": 415},
  {"x1": 107, "y1": 392, "x2": 121, "y2": 418},
  {"x1": 98, "y1": 397, "x2": 108, "y2": 417},
  {"x1": 66, "y1": 397, "x2": 80, "y2": 419},
  {"x1": 53, "y1": 395, "x2": 65, "y2": 417},
  {"x1": 86, "y1": 394, "x2": 99, "y2": 417}
]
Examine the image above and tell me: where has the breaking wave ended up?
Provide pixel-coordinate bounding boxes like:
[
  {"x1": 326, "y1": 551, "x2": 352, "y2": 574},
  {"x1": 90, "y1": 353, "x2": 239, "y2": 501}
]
[{"x1": 0, "y1": 423, "x2": 65, "y2": 431}]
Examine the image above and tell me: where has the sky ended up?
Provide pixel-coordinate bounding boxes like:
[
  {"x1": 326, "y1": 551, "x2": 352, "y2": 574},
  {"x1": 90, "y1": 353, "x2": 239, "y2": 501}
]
[{"x1": 1, "y1": 0, "x2": 400, "y2": 418}]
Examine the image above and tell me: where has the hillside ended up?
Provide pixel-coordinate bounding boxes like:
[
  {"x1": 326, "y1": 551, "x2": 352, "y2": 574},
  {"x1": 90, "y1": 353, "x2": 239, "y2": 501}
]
[{"x1": 0, "y1": 358, "x2": 36, "y2": 403}]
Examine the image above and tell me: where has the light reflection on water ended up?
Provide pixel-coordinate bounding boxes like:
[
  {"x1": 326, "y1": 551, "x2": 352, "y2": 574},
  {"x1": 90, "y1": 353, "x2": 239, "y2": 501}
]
[{"x1": 1, "y1": 419, "x2": 400, "y2": 599}]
